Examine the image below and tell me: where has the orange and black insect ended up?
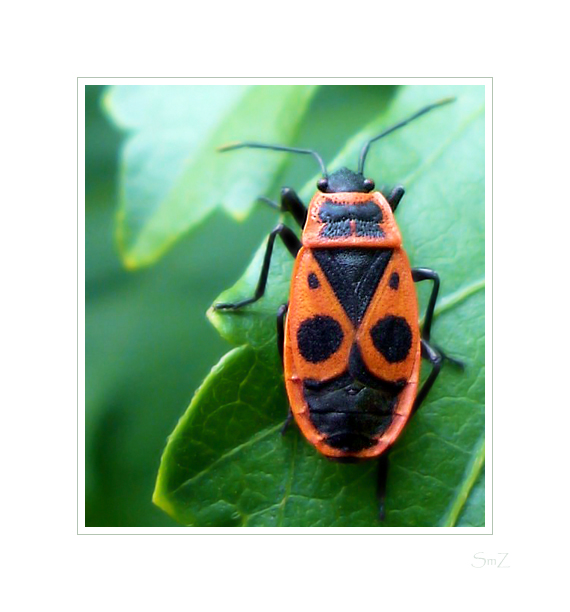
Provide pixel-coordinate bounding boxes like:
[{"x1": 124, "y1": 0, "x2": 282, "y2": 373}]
[{"x1": 215, "y1": 99, "x2": 463, "y2": 517}]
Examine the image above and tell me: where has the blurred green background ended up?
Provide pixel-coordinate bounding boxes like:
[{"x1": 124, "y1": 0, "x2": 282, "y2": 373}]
[{"x1": 85, "y1": 84, "x2": 403, "y2": 526}]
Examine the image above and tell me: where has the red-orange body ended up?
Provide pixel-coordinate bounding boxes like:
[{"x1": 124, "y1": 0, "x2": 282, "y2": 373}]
[{"x1": 283, "y1": 190, "x2": 420, "y2": 459}]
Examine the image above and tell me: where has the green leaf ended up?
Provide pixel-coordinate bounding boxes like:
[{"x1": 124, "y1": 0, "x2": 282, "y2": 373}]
[
  {"x1": 154, "y1": 84, "x2": 485, "y2": 527},
  {"x1": 103, "y1": 85, "x2": 318, "y2": 269}
]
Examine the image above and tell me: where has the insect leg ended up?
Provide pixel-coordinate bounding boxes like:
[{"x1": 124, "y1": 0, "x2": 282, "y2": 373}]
[
  {"x1": 377, "y1": 452, "x2": 390, "y2": 521},
  {"x1": 276, "y1": 302, "x2": 294, "y2": 434},
  {"x1": 258, "y1": 188, "x2": 307, "y2": 229},
  {"x1": 412, "y1": 339, "x2": 443, "y2": 414},
  {"x1": 214, "y1": 224, "x2": 301, "y2": 310},
  {"x1": 386, "y1": 185, "x2": 405, "y2": 212},
  {"x1": 411, "y1": 267, "x2": 439, "y2": 342},
  {"x1": 276, "y1": 303, "x2": 288, "y2": 365},
  {"x1": 281, "y1": 187, "x2": 308, "y2": 228},
  {"x1": 412, "y1": 268, "x2": 465, "y2": 370},
  {"x1": 414, "y1": 338, "x2": 465, "y2": 414},
  {"x1": 276, "y1": 303, "x2": 292, "y2": 430}
]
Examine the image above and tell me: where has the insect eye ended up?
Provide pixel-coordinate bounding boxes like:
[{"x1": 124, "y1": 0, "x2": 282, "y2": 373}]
[
  {"x1": 317, "y1": 177, "x2": 329, "y2": 192},
  {"x1": 363, "y1": 178, "x2": 375, "y2": 191}
]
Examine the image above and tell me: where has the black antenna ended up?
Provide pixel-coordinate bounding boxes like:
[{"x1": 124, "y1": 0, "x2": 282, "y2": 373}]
[
  {"x1": 218, "y1": 141, "x2": 328, "y2": 177},
  {"x1": 358, "y1": 97, "x2": 455, "y2": 174}
]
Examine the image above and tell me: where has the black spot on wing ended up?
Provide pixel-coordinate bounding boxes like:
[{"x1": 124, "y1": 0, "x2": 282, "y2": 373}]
[
  {"x1": 370, "y1": 315, "x2": 412, "y2": 363},
  {"x1": 308, "y1": 272, "x2": 319, "y2": 289},
  {"x1": 297, "y1": 315, "x2": 344, "y2": 363},
  {"x1": 389, "y1": 272, "x2": 400, "y2": 290}
]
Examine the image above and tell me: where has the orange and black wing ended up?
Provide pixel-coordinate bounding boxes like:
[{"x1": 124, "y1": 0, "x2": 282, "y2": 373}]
[{"x1": 283, "y1": 246, "x2": 420, "y2": 459}]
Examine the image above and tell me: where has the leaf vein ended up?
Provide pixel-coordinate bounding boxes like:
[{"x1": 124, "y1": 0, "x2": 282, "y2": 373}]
[
  {"x1": 171, "y1": 423, "x2": 282, "y2": 496},
  {"x1": 440, "y1": 435, "x2": 485, "y2": 527}
]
